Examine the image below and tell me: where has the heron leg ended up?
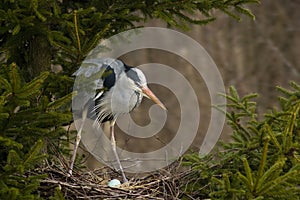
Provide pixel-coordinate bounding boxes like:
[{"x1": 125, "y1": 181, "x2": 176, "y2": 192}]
[
  {"x1": 68, "y1": 128, "x2": 81, "y2": 176},
  {"x1": 68, "y1": 107, "x2": 88, "y2": 176},
  {"x1": 110, "y1": 120, "x2": 128, "y2": 183}
]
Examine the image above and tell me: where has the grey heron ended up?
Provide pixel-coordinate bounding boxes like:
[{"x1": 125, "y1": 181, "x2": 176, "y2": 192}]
[{"x1": 69, "y1": 58, "x2": 166, "y2": 182}]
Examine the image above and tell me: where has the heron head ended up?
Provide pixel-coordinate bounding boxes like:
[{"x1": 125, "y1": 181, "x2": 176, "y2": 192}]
[{"x1": 126, "y1": 67, "x2": 167, "y2": 110}]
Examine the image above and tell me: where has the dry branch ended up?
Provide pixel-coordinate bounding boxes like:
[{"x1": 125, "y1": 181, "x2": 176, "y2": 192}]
[{"x1": 32, "y1": 161, "x2": 190, "y2": 199}]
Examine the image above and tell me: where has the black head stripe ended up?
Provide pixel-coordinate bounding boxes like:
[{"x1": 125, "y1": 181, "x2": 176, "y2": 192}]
[
  {"x1": 125, "y1": 68, "x2": 139, "y2": 83},
  {"x1": 102, "y1": 65, "x2": 116, "y2": 90}
]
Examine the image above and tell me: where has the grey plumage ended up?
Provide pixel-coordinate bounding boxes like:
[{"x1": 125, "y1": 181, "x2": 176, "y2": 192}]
[
  {"x1": 69, "y1": 58, "x2": 166, "y2": 182},
  {"x1": 73, "y1": 58, "x2": 147, "y2": 123}
]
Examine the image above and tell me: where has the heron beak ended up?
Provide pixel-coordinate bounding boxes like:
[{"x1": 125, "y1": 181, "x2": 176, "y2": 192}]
[{"x1": 141, "y1": 86, "x2": 167, "y2": 110}]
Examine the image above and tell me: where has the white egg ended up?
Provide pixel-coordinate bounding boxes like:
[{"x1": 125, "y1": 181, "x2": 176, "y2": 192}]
[{"x1": 108, "y1": 179, "x2": 121, "y2": 187}]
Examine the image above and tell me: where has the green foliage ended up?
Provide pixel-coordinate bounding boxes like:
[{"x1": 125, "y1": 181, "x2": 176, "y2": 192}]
[
  {"x1": 49, "y1": 187, "x2": 66, "y2": 200},
  {"x1": 0, "y1": 64, "x2": 73, "y2": 199},
  {"x1": 0, "y1": 0, "x2": 259, "y2": 77},
  {"x1": 0, "y1": 63, "x2": 73, "y2": 151},
  {"x1": 182, "y1": 82, "x2": 300, "y2": 199},
  {"x1": 0, "y1": 139, "x2": 47, "y2": 200}
]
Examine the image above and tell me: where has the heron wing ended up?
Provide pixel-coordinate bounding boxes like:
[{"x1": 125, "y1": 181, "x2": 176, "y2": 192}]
[
  {"x1": 73, "y1": 58, "x2": 124, "y2": 89},
  {"x1": 72, "y1": 58, "x2": 124, "y2": 113}
]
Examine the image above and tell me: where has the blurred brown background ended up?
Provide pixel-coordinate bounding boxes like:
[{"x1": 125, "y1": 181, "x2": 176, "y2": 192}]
[{"x1": 82, "y1": 0, "x2": 300, "y2": 170}]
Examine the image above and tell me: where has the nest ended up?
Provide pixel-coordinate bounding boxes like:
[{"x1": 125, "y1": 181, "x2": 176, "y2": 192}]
[{"x1": 35, "y1": 161, "x2": 191, "y2": 199}]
